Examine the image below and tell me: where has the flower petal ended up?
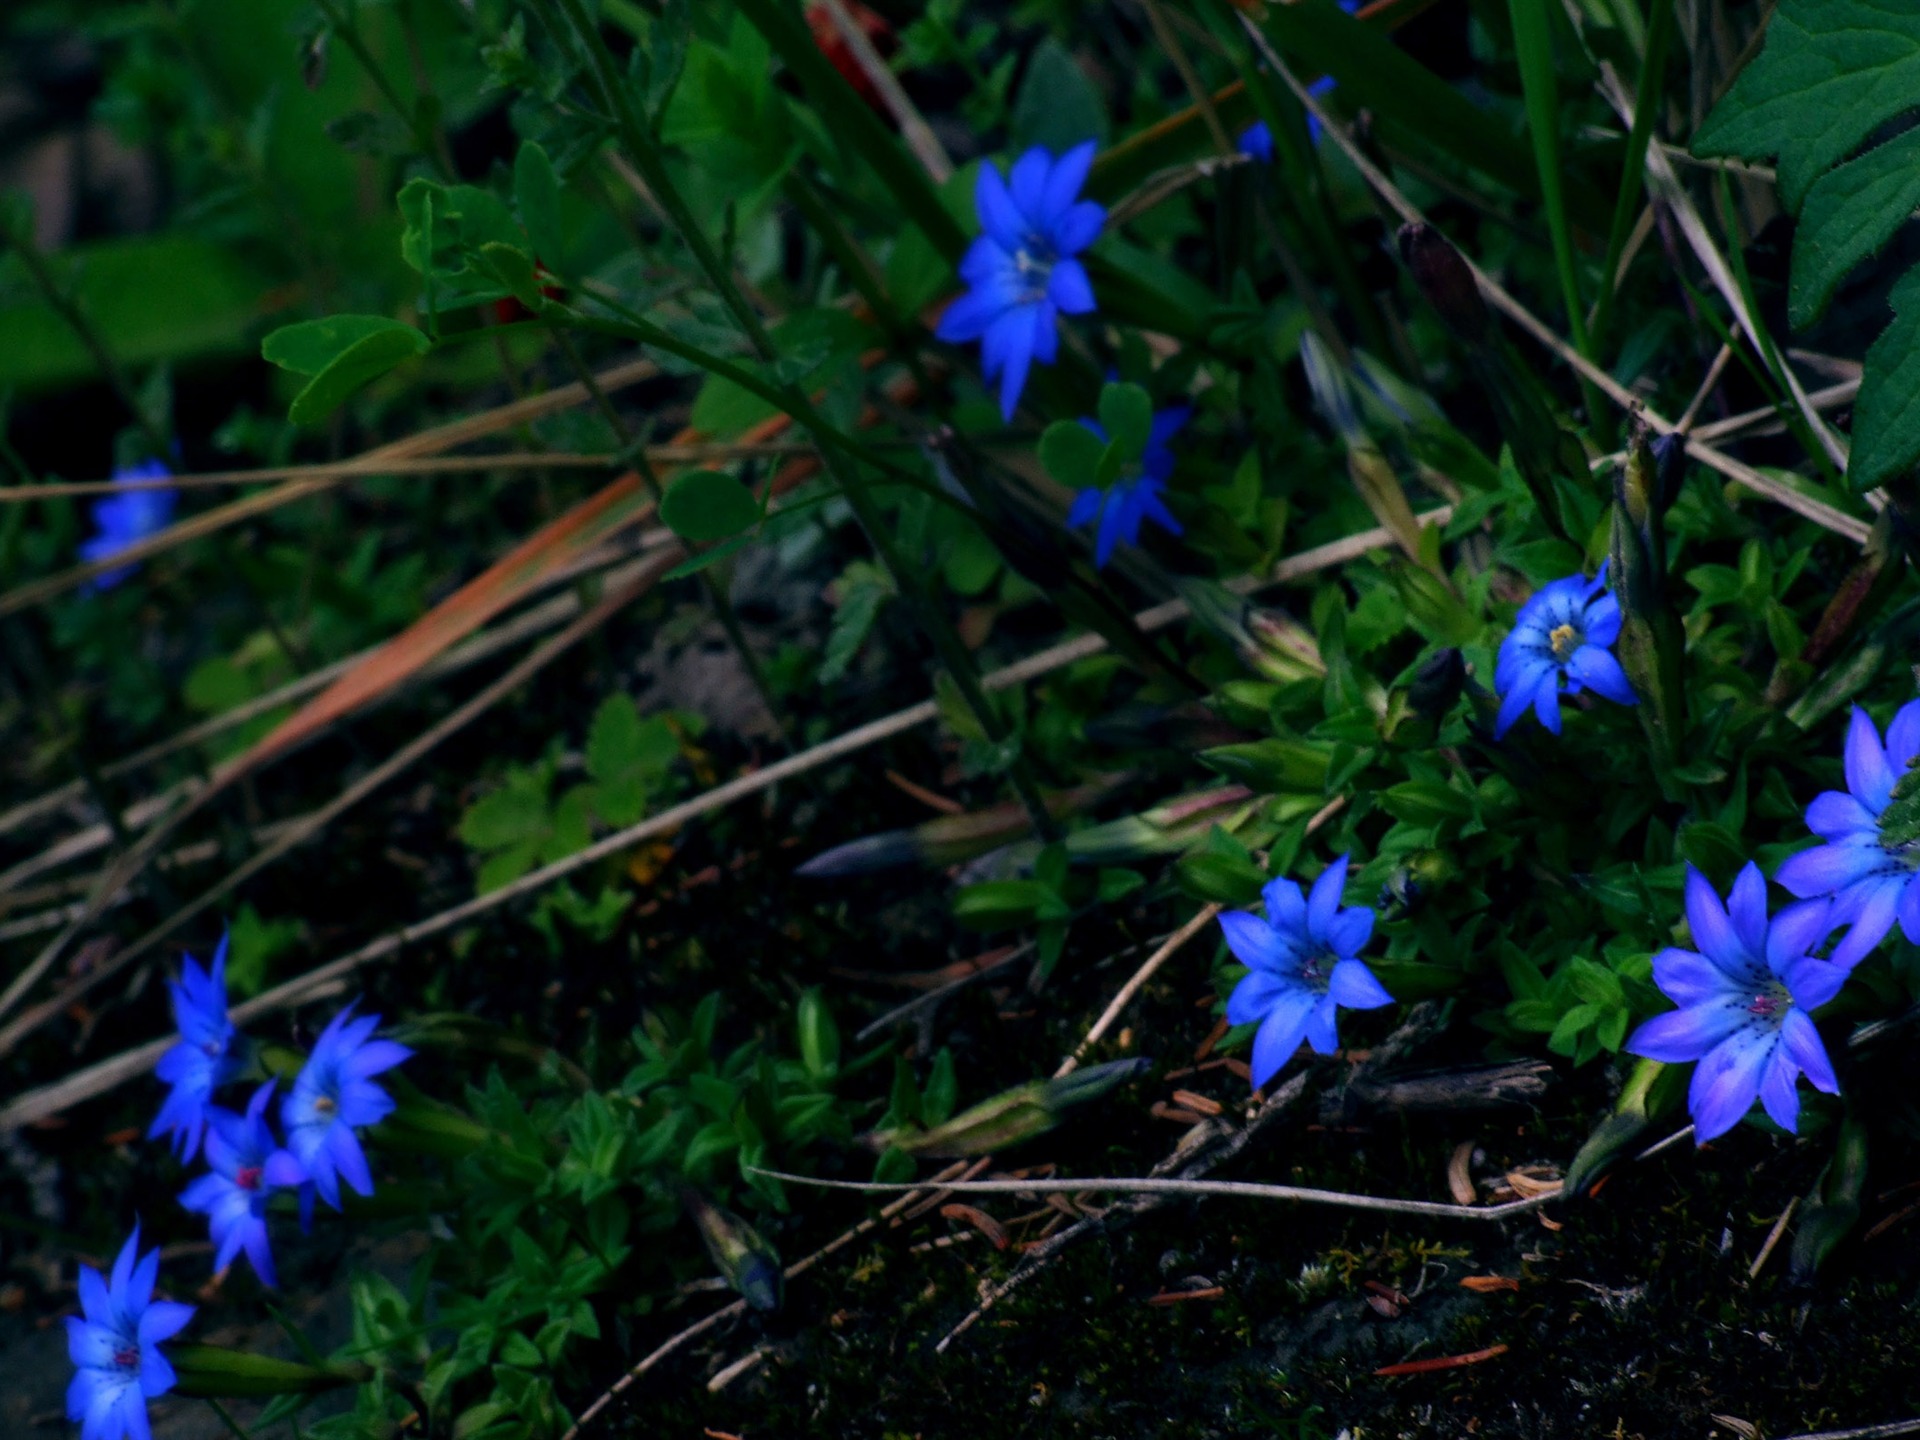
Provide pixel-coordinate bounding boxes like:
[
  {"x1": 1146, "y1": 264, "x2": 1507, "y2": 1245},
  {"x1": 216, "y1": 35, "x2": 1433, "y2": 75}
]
[
  {"x1": 1325, "y1": 906, "x2": 1374, "y2": 960},
  {"x1": 1566, "y1": 645, "x2": 1636, "y2": 706},
  {"x1": 1007, "y1": 147, "x2": 1051, "y2": 223},
  {"x1": 1051, "y1": 200, "x2": 1106, "y2": 256},
  {"x1": 1040, "y1": 140, "x2": 1097, "y2": 222},
  {"x1": 1260, "y1": 876, "x2": 1308, "y2": 936},
  {"x1": 1756, "y1": 1040, "x2": 1801, "y2": 1132},
  {"x1": 1582, "y1": 593, "x2": 1622, "y2": 647},
  {"x1": 1727, "y1": 862, "x2": 1770, "y2": 962},
  {"x1": 973, "y1": 161, "x2": 1022, "y2": 248},
  {"x1": 1887, "y1": 699, "x2": 1920, "y2": 772},
  {"x1": 1783, "y1": 952, "x2": 1850, "y2": 1012},
  {"x1": 1306, "y1": 856, "x2": 1349, "y2": 943},
  {"x1": 1047, "y1": 257, "x2": 1096, "y2": 314},
  {"x1": 1688, "y1": 1032, "x2": 1772, "y2": 1142},
  {"x1": 1781, "y1": 1008, "x2": 1839, "y2": 1093},
  {"x1": 1625, "y1": 999, "x2": 1746, "y2": 1063},
  {"x1": 1650, "y1": 947, "x2": 1735, "y2": 1008},
  {"x1": 1767, "y1": 898, "x2": 1836, "y2": 978},
  {"x1": 1829, "y1": 879, "x2": 1903, "y2": 968},
  {"x1": 1845, "y1": 706, "x2": 1895, "y2": 812},
  {"x1": 1776, "y1": 840, "x2": 1890, "y2": 899},
  {"x1": 1900, "y1": 874, "x2": 1920, "y2": 944},
  {"x1": 1249, "y1": 988, "x2": 1318, "y2": 1088},
  {"x1": 1532, "y1": 676, "x2": 1562, "y2": 734},
  {"x1": 1806, "y1": 790, "x2": 1878, "y2": 841},
  {"x1": 1494, "y1": 670, "x2": 1542, "y2": 739},
  {"x1": 1226, "y1": 969, "x2": 1297, "y2": 1027},
  {"x1": 1327, "y1": 958, "x2": 1393, "y2": 1009},
  {"x1": 1683, "y1": 866, "x2": 1749, "y2": 976},
  {"x1": 1303, "y1": 996, "x2": 1341, "y2": 1054},
  {"x1": 1219, "y1": 910, "x2": 1298, "y2": 973},
  {"x1": 138, "y1": 1300, "x2": 194, "y2": 1348}
]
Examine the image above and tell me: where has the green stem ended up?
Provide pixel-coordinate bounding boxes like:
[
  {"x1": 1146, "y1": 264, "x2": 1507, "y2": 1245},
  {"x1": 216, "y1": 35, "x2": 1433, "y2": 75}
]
[
  {"x1": 310, "y1": 0, "x2": 455, "y2": 178},
  {"x1": 1588, "y1": 0, "x2": 1675, "y2": 361},
  {"x1": 0, "y1": 224, "x2": 170, "y2": 460},
  {"x1": 1508, "y1": 0, "x2": 1605, "y2": 430},
  {"x1": 546, "y1": 0, "x2": 1057, "y2": 837},
  {"x1": 547, "y1": 326, "x2": 799, "y2": 756}
]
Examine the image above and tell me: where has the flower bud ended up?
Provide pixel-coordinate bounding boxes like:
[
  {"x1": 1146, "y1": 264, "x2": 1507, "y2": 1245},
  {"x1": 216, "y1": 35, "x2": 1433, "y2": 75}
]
[
  {"x1": 1609, "y1": 420, "x2": 1686, "y2": 763},
  {"x1": 869, "y1": 1057, "x2": 1150, "y2": 1158},
  {"x1": 681, "y1": 1185, "x2": 784, "y2": 1312},
  {"x1": 169, "y1": 1344, "x2": 369, "y2": 1399}
]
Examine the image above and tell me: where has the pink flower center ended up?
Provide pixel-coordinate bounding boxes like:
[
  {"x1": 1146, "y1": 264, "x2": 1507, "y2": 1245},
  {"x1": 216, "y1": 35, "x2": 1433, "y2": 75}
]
[
  {"x1": 236, "y1": 1165, "x2": 263, "y2": 1191},
  {"x1": 1748, "y1": 993, "x2": 1779, "y2": 1017},
  {"x1": 113, "y1": 1344, "x2": 140, "y2": 1371}
]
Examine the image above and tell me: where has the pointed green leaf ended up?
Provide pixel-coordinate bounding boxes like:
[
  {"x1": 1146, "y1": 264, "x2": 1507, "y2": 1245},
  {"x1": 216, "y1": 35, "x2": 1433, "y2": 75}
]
[
  {"x1": 263, "y1": 316, "x2": 430, "y2": 425},
  {"x1": 1692, "y1": 0, "x2": 1920, "y2": 212},
  {"x1": 514, "y1": 140, "x2": 567, "y2": 274},
  {"x1": 660, "y1": 469, "x2": 761, "y2": 542},
  {"x1": 1789, "y1": 127, "x2": 1920, "y2": 328}
]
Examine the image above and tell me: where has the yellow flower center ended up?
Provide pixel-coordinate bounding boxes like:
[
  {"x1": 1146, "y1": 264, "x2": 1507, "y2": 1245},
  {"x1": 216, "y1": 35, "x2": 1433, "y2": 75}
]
[{"x1": 1548, "y1": 622, "x2": 1580, "y2": 661}]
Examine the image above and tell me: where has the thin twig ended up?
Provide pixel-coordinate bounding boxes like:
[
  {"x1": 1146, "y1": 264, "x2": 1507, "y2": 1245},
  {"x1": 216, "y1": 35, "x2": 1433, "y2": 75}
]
[
  {"x1": 0, "y1": 553, "x2": 681, "y2": 1058},
  {"x1": 559, "y1": 1162, "x2": 973, "y2": 1439},
  {"x1": 0, "y1": 444, "x2": 821, "y2": 500},
  {"x1": 1055, "y1": 905, "x2": 1223, "y2": 1079},
  {"x1": 854, "y1": 943, "x2": 1034, "y2": 1044},
  {"x1": 816, "y1": 0, "x2": 952, "y2": 182},
  {"x1": 1778, "y1": 1422, "x2": 1920, "y2": 1440},
  {"x1": 1244, "y1": 23, "x2": 1873, "y2": 548},
  {"x1": 1052, "y1": 798, "x2": 1347, "y2": 1079},
  {"x1": 0, "y1": 355, "x2": 662, "y2": 614},
  {"x1": 741, "y1": 1169, "x2": 1561, "y2": 1221},
  {"x1": 1748, "y1": 1196, "x2": 1797, "y2": 1280},
  {"x1": 0, "y1": 511, "x2": 1446, "y2": 1132}
]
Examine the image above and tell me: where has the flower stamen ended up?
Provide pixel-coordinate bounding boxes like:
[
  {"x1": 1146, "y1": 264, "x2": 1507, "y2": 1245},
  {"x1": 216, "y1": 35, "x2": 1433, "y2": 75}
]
[{"x1": 1548, "y1": 622, "x2": 1580, "y2": 661}]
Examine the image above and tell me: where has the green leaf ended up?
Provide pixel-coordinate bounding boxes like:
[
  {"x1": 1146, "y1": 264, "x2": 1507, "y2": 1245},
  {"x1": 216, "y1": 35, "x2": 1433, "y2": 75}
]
[
  {"x1": 474, "y1": 242, "x2": 543, "y2": 309},
  {"x1": 513, "y1": 141, "x2": 567, "y2": 275},
  {"x1": 1693, "y1": 0, "x2": 1920, "y2": 212},
  {"x1": 0, "y1": 233, "x2": 273, "y2": 390},
  {"x1": 952, "y1": 879, "x2": 1051, "y2": 929},
  {"x1": 820, "y1": 570, "x2": 892, "y2": 685},
  {"x1": 1853, "y1": 267, "x2": 1920, "y2": 491},
  {"x1": 1789, "y1": 126, "x2": 1920, "y2": 329},
  {"x1": 1096, "y1": 382, "x2": 1153, "y2": 460},
  {"x1": 260, "y1": 315, "x2": 414, "y2": 376},
  {"x1": 262, "y1": 315, "x2": 430, "y2": 425},
  {"x1": 660, "y1": 470, "x2": 761, "y2": 542},
  {"x1": 1690, "y1": 0, "x2": 1920, "y2": 489},
  {"x1": 1039, "y1": 420, "x2": 1106, "y2": 491},
  {"x1": 1009, "y1": 37, "x2": 1109, "y2": 153}
]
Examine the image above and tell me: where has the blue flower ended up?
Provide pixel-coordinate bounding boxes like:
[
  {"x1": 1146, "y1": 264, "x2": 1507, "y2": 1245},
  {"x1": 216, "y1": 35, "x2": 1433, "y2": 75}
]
[
  {"x1": 1220, "y1": 854, "x2": 1395, "y2": 1088},
  {"x1": 80, "y1": 459, "x2": 177, "y2": 590},
  {"x1": 281, "y1": 1005, "x2": 411, "y2": 1210},
  {"x1": 181, "y1": 1082, "x2": 290, "y2": 1288},
  {"x1": 1777, "y1": 702, "x2": 1920, "y2": 969},
  {"x1": 149, "y1": 936, "x2": 243, "y2": 1163},
  {"x1": 934, "y1": 142, "x2": 1104, "y2": 420},
  {"x1": 1493, "y1": 562, "x2": 1635, "y2": 738},
  {"x1": 1066, "y1": 406, "x2": 1188, "y2": 566},
  {"x1": 1625, "y1": 863, "x2": 1843, "y2": 1143},
  {"x1": 65, "y1": 1224, "x2": 194, "y2": 1440},
  {"x1": 1237, "y1": 121, "x2": 1275, "y2": 163}
]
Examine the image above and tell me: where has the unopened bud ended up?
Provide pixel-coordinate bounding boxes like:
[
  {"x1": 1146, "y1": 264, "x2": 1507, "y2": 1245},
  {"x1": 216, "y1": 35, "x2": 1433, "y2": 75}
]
[{"x1": 870, "y1": 1058, "x2": 1150, "y2": 1158}]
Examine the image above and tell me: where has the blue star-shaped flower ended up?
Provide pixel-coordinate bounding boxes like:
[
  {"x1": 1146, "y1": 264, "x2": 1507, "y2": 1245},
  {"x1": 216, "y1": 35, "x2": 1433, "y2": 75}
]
[
  {"x1": 1065, "y1": 406, "x2": 1188, "y2": 566},
  {"x1": 281, "y1": 1005, "x2": 411, "y2": 1210},
  {"x1": 934, "y1": 142, "x2": 1104, "y2": 420},
  {"x1": 65, "y1": 1224, "x2": 194, "y2": 1440},
  {"x1": 149, "y1": 936, "x2": 243, "y2": 1163},
  {"x1": 80, "y1": 459, "x2": 177, "y2": 591},
  {"x1": 1493, "y1": 562, "x2": 1636, "y2": 738},
  {"x1": 181, "y1": 1082, "x2": 291, "y2": 1288},
  {"x1": 1625, "y1": 863, "x2": 1844, "y2": 1142},
  {"x1": 1220, "y1": 854, "x2": 1395, "y2": 1088},
  {"x1": 1777, "y1": 702, "x2": 1920, "y2": 968},
  {"x1": 1237, "y1": 121, "x2": 1275, "y2": 163}
]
